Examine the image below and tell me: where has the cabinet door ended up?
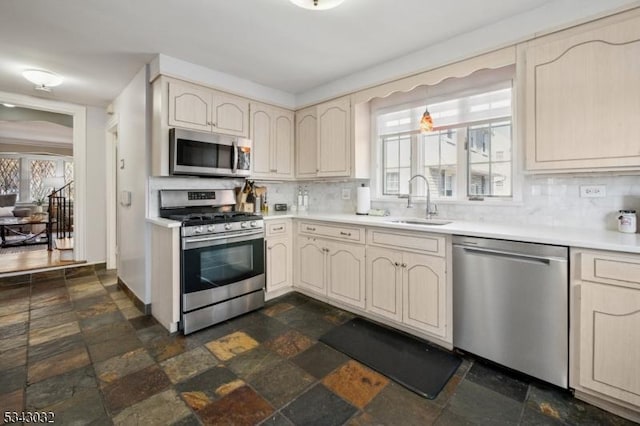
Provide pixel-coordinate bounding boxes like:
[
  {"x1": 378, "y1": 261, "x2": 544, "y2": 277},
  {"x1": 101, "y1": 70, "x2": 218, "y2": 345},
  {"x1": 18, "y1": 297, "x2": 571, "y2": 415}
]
[
  {"x1": 266, "y1": 236, "x2": 292, "y2": 293},
  {"x1": 326, "y1": 240, "x2": 365, "y2": 309},
  {"x1": 579, "y1": 282, "x2": 640, "y2": 406},
  {"x1": 317, "y1": 97, "x2": 350, "y2": 177},
  {"x1": 296, "y1": 237, "x2": 326, "y2": 295},
  {"x1": 296, "y1": 107, "x2": 318, "y2": 178},
  {"x1": 366, "y1": 247, "x2": 402, "y2": 322},
  {"x1": 250, "y1": 104, "x2": 273, "y2": 177},
  {"x1": 168, "y1": 81, "x2": 212, "y2": 132},
  {"x1": 402, "y1": 252, "x2": 446, "y2": 337},
  {"x1": 273, "y1": 108, "x2": 294, "y2": 178},
  {"x1": 525, "y1": 14, "x2": 640, "y2": 171},
  {"x1": 212, "y1": 92, "x2": 249, "y2": 137}
]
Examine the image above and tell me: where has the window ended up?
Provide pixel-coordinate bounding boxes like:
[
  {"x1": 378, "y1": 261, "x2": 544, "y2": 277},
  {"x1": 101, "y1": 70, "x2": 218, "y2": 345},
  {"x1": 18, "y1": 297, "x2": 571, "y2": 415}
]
[
  {"x1": 0, "y1": 158, "x2": 20, "y2": 195},
  {"x1": 0, "y1": 154, "x2": 72, "y2": 202},
  {"x1": 374, "y1": 77, "x2": 514, "y2": 202}
]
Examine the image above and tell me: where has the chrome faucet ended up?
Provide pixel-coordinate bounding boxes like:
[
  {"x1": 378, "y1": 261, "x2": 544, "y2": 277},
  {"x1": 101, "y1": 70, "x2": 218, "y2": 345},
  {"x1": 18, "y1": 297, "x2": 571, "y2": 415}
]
[{"x1": 400, "y1": 174, "x2": 438, "y2": 219}]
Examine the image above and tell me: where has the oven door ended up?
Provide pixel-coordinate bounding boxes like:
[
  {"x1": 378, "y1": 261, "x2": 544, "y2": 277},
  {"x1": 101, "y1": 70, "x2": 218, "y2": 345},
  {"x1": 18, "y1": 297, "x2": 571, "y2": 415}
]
[{"x1": 181, "y1": 230, "x2": 264, "y2": 312}]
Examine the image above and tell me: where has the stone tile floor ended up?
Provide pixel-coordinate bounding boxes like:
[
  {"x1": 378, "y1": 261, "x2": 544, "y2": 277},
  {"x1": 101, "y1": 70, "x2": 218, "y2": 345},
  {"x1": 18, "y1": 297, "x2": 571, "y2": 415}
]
[{"x1": 0, "y1": 267, "x2": 636, "y2": 425}]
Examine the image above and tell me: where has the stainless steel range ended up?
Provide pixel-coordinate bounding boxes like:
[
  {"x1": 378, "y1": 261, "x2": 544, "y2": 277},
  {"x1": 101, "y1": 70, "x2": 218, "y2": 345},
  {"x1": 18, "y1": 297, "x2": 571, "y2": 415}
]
[{"x1": 159, "y1": 189, "x2": 265, "y2": 334}]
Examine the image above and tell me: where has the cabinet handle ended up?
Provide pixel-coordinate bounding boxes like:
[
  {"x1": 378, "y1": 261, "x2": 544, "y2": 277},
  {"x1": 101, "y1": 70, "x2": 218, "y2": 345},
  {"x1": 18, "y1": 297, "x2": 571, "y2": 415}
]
[
  {"x1": 273, "y1": 226, "x2": 284, "y2": 231},
  {"x1": 339, "y1": 231, "x2": 351, "y2": 236},
  {"x1": 306, "y1": 227, "x2": 316, "y2": 231}
]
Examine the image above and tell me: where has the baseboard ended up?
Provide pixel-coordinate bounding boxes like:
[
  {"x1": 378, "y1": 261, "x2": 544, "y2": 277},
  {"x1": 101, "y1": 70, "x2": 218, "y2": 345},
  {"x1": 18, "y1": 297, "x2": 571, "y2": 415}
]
[
  {"x1": 117, "y1": 277, "x2": 151, "y2": 315},
  {"x1": 265, "y1": 286, "x2": 294, "y2": 301}
]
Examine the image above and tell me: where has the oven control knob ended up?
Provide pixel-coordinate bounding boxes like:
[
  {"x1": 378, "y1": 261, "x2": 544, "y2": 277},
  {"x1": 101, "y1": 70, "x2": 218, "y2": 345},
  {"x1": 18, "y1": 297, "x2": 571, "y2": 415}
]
[
  {"x1": 241, "y1": 222, "x2": 249, "y2": 228},
  {"x1": 224, "y1": 223, "x2": 233, "y2": 231},
  {"x1": 193, "y1": 226, "x2": 204, "y2": 234},
  {"x1": 207, "y1": 225, "x2": 215, "y2": 233},
  {"x1": 250, "y1": 221, "x2": 258, "y2": 228}
]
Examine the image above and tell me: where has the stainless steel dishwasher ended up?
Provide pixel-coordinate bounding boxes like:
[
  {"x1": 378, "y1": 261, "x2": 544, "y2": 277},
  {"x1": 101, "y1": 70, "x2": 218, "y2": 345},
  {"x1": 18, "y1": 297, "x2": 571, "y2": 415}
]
[{"x1": 452, "y1": 236, "x2": 569, "y2": 388}]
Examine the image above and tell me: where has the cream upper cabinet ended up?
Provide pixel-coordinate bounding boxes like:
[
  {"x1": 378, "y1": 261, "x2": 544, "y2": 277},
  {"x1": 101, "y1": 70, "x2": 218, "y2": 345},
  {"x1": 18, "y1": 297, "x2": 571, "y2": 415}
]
[
  {"x1": 317, "y1": 97, "x2": 351, "y2": 177},
  {"x1": 213, "y1": 92, "x2": 249, "y2": 137},
  {"x1": 524, "y1": 11, "x2": 640, "y2": 172},
  {"x1": 366, "y1": 246, "x2": 403, "y2": 322},
  {"x1": 168, "y1": 79, "x2": 249, "y2": 137},
  {"x1": 295, "y1": 106, "x2": 318, "y2": 178},
  {"x1": 325, "y1": 240, "x2": 365, "y2": 309},
  {"x1": 572, "y1": 249, "x2": 640, "y2": 416},
  {"x1": 251, "y1": 103, "x2": 294, "y2": 180},
  {"x1": 168, "y1": 80, "x2": 212, "y2": 132},
  {"x1": 295, "y1": 97, "x2": 352, "y2": 178}
]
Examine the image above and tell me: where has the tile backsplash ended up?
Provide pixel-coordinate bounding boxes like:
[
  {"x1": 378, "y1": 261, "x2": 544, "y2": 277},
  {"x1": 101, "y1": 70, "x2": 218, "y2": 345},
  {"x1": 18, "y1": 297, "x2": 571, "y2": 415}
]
[{"x1": 149, "y1": 175, "x2": 640, "y2": 232}]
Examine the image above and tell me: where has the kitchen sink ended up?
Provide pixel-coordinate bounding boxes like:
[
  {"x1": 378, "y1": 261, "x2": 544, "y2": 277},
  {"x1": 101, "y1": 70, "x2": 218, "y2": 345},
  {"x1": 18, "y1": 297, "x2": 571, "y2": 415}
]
[{"x1": 385, "y1": 218, "x2": 452, "y2": 226}]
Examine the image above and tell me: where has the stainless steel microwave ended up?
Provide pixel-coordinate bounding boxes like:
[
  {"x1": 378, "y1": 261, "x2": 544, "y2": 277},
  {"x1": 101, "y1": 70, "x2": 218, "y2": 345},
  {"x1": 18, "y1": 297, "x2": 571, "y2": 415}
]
[{"x1": 169, "y1": 128, "x2": 251, "y2": 178}]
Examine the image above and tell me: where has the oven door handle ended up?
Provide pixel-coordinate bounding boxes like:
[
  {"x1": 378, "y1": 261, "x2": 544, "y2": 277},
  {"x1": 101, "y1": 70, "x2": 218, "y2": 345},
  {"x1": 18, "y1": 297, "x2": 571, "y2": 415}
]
[{"x1": 183, "y1": 231, "x2": 263, "y2": 250}]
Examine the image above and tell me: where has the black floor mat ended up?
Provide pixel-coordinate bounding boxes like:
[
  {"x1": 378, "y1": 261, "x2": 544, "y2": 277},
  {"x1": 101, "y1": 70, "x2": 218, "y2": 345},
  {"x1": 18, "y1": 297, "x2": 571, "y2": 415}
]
[{"x1": 320, "y1": 317, "x2": 462, "y2": 399}]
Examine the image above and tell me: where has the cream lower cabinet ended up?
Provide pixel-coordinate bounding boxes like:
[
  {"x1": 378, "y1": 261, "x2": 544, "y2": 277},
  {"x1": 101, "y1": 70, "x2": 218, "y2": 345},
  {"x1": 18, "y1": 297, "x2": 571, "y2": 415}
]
[
  {"x1": 295, "y1": 236, "x2": 365, "y2": 310},
  {"x1": 572, "y1": 249, "x2": 640, "y2": 421},
  {"x1": 366, "y1": 245, "x2": 446, "y2": 338},
  {"x1": 366, "y1": 247, "x2": 402, "y2": 322},
  {"x1": 296, "y1": 236, "x2": 326, "y2": 296},
  {"x1": 265, "y1": 220, "x2": 293, "y2": 297}
]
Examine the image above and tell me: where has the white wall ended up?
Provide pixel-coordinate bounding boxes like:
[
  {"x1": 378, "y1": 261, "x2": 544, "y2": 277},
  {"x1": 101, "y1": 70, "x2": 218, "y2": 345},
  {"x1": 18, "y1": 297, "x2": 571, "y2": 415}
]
[
  {"x1": 296, "y1": 0, "x2": 640, "y2": 106},
  {"x1": 84, "y1": 106, "x2": 107, "y2": 263},
  {"x1": 213, "y1": 175, "x2": 639, "y2": 233},
  {"x1": 112, "y1": 65, "x2": 149, "y2": 302}
]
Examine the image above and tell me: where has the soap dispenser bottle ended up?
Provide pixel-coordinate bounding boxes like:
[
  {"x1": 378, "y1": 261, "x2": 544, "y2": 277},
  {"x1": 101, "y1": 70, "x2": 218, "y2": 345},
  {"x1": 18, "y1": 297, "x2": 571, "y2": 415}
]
[
  {"x1": 303, "y1": 187, "x2": 309, "y2": 210},
  {"x1": 297, "y1": 186, "x2": 304, "y2": 211}
]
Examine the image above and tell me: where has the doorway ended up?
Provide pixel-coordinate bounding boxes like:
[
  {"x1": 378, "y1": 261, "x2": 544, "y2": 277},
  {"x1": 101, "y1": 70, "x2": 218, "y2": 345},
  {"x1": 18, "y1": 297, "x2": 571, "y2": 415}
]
[{"x1": 0, "y1": 90, "x2": 87, "y2": 273}]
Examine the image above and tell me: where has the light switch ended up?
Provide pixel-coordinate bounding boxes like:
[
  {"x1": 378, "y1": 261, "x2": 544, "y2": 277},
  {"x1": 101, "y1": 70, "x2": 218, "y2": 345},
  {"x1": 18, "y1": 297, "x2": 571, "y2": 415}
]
[{"x1": 342, "y1": 188, "x2": 351, "y2": 200}]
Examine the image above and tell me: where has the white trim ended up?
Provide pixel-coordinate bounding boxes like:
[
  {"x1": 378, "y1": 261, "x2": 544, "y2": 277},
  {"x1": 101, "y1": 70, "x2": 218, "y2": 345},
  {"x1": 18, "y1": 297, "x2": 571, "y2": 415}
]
[
  {"x1": 105, "y1": 114, "x2": 119, "y2": 270},
  {"x1": 0, "y1": 90, "x2": 87, "y2": 261}
]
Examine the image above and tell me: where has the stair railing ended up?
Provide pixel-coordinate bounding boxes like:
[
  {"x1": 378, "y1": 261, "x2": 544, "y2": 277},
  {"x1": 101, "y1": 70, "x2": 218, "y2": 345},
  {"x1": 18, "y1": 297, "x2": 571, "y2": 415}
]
[{"x1": 47, "y1": 181, "x2": 74, "y2": 251}]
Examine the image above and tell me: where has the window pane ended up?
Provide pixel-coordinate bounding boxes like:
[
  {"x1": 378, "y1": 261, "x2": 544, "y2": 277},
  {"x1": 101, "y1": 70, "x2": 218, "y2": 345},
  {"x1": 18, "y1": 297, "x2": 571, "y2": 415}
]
[
  {"x1": 30, "y1": 160, "x2": 56, "y2": 201},
  {"x1": 418, "y1": 129, "x2": 459, "y2": 199},
  {"x1": 0, "y1": 158, "x2": 20, "y2": 197},
  {"x1": 382, "y1": 135, "x2": 411, "y2": 195},
  {"x1": 64, "y1": 161, "x2": 74, "y2": 185},
  {"x1": 467, "y1": 121, "x2": 512, "y2": 197}
]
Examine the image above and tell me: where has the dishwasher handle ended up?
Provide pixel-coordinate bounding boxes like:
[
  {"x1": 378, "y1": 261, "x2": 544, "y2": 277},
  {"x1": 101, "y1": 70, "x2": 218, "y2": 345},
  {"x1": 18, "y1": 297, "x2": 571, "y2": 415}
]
[{"x1": 456, "y1": 245, "x2": 565, "y2": 265}]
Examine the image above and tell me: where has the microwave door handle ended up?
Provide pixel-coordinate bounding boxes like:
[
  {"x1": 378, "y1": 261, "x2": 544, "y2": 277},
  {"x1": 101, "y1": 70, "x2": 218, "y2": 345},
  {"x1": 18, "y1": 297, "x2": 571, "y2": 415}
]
[{"x1": 232, "y1": 141, "x2": 238, "y2": 174}]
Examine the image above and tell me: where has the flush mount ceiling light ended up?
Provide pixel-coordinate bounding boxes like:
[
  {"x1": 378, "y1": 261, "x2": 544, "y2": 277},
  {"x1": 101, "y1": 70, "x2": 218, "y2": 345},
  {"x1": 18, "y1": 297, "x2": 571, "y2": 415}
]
[
  {"x1": 290, "y1": 0, "x2": 346, "y2": 10},
  {"x1": 22, "y1": 69, "x2": 64, "y2": 92},
  {"x1": 2, "y1": 103, "x2": 16, "y2": 108}
]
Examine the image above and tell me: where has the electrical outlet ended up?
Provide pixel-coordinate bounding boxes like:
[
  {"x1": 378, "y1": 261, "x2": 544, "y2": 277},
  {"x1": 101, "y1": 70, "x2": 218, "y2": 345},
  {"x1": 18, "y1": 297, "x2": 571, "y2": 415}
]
[
  {"x1": 342, "y1": 188, "x2": 351, "y2": 200},
  {"x1": 580, "y1": 185, "x2": 606, "y2": 198}
]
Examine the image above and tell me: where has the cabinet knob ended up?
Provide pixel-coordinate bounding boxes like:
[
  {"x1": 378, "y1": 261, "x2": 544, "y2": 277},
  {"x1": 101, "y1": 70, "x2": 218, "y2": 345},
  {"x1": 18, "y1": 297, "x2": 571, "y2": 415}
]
[
  {"x1": 394, "y1": 262, "x2": 400, "y2": 267},
  {"x1": 212, "y1": 122, "x2": 217, "y2": 127},
  {"x1": 401, "y1": 263, "x2": 407, "y2": 268},
  {"x1": 268, "y1": 246, "x2": 272, "y2": 250}
]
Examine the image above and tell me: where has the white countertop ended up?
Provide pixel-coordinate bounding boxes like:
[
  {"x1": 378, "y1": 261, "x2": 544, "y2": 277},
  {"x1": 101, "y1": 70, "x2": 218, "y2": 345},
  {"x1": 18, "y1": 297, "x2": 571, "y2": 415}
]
[
  {"x1": 148, "y1": 212, "x2": 640, "y2": 254},
  {"x1": 263, "y1": 212, "x2": 640, "y2": 254}
]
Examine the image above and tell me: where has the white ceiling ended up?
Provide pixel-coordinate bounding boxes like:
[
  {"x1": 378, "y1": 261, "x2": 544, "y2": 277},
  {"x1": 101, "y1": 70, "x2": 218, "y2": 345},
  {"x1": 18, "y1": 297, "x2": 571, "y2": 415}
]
[{"x1": 0, "y1": 0, "x2": 636, "y2": 107}]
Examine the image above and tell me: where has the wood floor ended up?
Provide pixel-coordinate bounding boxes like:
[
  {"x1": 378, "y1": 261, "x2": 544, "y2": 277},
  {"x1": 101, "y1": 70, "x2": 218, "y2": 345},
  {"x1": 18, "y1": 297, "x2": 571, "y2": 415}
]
[{"x1": 0, "y1": 248, "x2": 83, "y2": 275}]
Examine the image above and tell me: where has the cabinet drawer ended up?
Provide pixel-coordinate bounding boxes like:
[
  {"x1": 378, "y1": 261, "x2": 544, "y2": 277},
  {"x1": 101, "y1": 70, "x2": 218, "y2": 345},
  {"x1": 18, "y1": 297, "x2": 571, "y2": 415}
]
[
  {"x1": 367, "y1": 228, "x2": 445, "y2": 257},
  {"x1": 298, "y1": 221, "x2": 364, "y2": 243},
  {"x1": 266, "y1": 220, "x2": 290, "y2": 238},
  {"x1": 580, "y1": 251, "x2": 640, "y2": 289}
]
